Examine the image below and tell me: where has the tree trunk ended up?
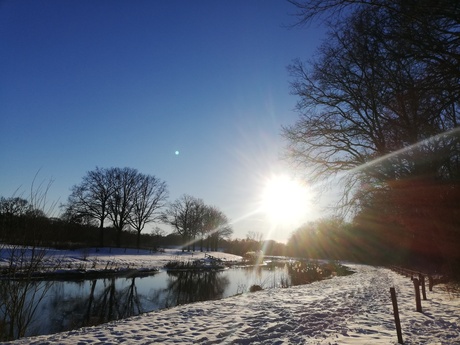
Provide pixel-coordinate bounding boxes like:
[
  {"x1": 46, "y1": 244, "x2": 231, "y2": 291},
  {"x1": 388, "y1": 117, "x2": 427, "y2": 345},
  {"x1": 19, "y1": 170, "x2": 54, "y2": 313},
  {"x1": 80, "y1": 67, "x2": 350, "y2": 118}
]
[
  {"x1": 99, "y1": 221, "x2": 104, "y2": 247},
  {"x1": 136, "y1": 230, "x2": 141, "y2": 250},
  {"x1": 116, "y1": 228, "x2": 122, "y2": 248}
]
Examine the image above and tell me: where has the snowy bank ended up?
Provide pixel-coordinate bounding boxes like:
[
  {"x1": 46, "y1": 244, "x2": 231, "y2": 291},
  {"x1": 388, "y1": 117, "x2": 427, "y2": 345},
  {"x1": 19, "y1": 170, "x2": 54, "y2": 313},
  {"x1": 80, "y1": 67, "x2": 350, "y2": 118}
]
[
  {"x1": 0, "y1": 247, "x2": 243, "y2": 278},
  {"x1": 7, "y1": 264, "x2": 460, "y2": 344}
]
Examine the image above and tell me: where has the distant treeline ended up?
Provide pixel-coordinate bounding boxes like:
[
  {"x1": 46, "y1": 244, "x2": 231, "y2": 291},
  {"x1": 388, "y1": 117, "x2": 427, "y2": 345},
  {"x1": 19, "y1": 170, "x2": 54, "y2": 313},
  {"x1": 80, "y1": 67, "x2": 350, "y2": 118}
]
[
  {"x1": 0, "y1": 200, "x2": 176, "y2": 249},
  {"x1": 1, "y1": 194, "x2": 459, "y2": 279}
]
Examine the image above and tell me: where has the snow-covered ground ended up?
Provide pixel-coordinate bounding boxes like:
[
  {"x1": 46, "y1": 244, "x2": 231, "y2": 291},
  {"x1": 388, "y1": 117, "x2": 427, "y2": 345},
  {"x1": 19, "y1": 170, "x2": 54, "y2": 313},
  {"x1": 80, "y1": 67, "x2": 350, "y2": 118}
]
[
  {"x1": 0, "y1": 247, "x2": 242, "y2": 274},
  {"x1": 3, "y1": 248, "x2": 460, "y2": 344}
]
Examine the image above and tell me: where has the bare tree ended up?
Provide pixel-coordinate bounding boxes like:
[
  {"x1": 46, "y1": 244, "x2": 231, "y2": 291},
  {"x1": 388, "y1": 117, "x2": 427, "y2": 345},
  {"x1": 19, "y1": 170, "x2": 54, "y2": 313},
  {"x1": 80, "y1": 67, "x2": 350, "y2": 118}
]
[
  {"x1": 201, "y1": 206, "x2": 232, "y2": 251},
  {"x1": 0, "y1": 197, "x2": 30, "y2": 216},
  {"x1": 0, "y1": 197, "x2": 30, "y2": 242},
  {"x1": 64, "y1": 167, "x2": 113, "y2": 247},
  {"x1": 128, "y1": 174, "x2": 168, "y2": 249},
  {"x1": 65, "y1": 167, "x2": 169, "y2": 248},
  {"x1": 284, "y1": 0, "x2": 460, "y2": 265},
  {"x1": 188, "y1": 198, "x2": 207, "y2": 252},
  {"x1": 246, "y1": 231, "x2": 263, "y2": 243},
  {"x1": 107, "y1": 167, "x2": 139, "y2": 248},
  {"x1": 161, "y1": 195, "x2": 205, "y2": 252},
  {"x1": 284, "y1": 2, "x2": 460, "y2": 210}
]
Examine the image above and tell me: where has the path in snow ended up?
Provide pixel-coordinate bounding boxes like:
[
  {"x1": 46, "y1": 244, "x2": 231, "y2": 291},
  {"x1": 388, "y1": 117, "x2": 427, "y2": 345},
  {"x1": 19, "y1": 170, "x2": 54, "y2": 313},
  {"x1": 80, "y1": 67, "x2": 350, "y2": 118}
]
[{"x1": 9, "y1": 265, "x2": 460, "y2": 344}]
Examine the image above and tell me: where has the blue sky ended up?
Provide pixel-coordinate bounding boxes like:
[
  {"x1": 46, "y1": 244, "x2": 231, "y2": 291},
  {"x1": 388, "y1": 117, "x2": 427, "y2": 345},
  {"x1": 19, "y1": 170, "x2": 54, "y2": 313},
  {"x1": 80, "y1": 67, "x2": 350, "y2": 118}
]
[{"x1": 0, "y1": 0, "x2": 327, "y2": 242}]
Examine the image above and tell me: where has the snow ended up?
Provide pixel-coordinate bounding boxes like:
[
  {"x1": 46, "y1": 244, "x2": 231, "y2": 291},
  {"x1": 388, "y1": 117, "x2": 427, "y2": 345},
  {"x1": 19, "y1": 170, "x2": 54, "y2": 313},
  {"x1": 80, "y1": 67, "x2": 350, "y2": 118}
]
[
  {"x1": 3, "y1": 248, "x2": 460, "y2": 344},
  {"x1": 0, "y1": 247, "x2": 242, "y2": 274}
]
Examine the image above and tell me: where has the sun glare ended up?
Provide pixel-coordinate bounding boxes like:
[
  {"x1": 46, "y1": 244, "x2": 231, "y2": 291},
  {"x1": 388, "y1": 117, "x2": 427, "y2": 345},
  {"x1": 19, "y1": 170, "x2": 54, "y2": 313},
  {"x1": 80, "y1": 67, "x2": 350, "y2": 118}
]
[{"x1": 260, "y1": 175, "x2": 312, "y2": 225}]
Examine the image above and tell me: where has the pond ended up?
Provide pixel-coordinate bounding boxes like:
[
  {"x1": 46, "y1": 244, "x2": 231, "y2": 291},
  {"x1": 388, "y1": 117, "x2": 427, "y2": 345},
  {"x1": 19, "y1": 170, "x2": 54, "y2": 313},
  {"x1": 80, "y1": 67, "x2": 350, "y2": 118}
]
[{"x1": 1, "y1": 264, "x2": 290, "y2": 340}]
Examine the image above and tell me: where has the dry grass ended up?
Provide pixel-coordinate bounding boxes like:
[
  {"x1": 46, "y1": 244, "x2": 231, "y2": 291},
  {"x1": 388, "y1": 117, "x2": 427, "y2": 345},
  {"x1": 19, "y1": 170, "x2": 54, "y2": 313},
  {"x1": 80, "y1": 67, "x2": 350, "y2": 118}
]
[{"x1": 440, "y1": 282, "x2": 460, "y2": 299}]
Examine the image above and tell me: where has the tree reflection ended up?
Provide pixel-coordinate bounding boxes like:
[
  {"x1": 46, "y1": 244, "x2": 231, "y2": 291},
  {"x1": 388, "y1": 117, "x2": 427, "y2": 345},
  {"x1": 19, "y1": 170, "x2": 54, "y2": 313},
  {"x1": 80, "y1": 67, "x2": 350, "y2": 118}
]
[
  {"x1": 47, "y1": 277, "x2": 144, "y2": 333},
  {"x1": 151, "y1": 270, "x2": 229, "y2": 308},
  {"x1": 2, "y1": 270, "x2": 234, "y2": 340}
]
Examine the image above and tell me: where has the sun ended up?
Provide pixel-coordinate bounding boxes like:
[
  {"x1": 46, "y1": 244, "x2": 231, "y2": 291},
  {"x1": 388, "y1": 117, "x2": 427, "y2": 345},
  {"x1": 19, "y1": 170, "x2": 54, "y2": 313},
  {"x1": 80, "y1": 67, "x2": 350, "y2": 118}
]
[{"x1": 260, "y1": 175, "x2": 312, "y2": 225}]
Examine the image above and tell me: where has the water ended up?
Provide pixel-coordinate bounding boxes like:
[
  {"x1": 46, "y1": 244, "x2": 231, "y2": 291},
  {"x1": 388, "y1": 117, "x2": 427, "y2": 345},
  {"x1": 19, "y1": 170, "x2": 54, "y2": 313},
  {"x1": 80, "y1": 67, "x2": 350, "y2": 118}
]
[{"x1": 2, "y1": 265, "x2": 289, "y2": 340}]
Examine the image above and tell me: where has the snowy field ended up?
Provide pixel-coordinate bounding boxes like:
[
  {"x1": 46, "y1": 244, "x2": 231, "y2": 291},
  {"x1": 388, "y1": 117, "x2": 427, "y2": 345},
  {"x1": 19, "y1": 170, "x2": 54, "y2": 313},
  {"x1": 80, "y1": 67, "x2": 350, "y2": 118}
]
[
  {"x1": 3, "y1": 248, "x2": 460, "y2": 344},
  {"x1": 0, "y1": 247, "x2": 243, "y2": 274}
]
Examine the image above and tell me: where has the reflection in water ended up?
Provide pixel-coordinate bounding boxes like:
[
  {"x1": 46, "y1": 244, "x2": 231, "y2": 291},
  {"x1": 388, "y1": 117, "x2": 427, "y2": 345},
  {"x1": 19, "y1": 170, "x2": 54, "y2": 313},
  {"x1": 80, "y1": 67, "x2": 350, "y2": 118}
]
[
  {"x1": 151, "y1": 270, "x2": 230, "y2": 308},
  {"x1": 47, "y1": 277, "x2": 143, "y2": 333},
  {"x1": 1, "y1": 265, "x2": 288, "y2": 340}
]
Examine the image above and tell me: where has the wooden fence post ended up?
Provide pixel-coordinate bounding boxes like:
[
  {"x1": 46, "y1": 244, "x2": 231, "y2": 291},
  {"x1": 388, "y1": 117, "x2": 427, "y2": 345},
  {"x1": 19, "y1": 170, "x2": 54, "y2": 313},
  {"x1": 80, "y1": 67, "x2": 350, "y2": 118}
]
[
  {"x1": 412, "y1": 278, "x2": 422, "y2": 312},
  {"x1": 419, "y1": 274, "x2": 427, "y2": 300},
  {"x1": 428, "y1": 275, "x2": 434, "y2": 291},
  {"x1": 390, "y1": 287, "x2": 404, "y2": 344}
]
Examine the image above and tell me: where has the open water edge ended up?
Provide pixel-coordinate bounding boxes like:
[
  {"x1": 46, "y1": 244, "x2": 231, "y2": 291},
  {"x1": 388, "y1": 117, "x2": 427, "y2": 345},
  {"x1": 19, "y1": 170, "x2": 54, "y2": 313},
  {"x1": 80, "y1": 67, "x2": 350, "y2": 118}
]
[{"x1": 3, "y1": 265, "x2": 290, "y2": 339}]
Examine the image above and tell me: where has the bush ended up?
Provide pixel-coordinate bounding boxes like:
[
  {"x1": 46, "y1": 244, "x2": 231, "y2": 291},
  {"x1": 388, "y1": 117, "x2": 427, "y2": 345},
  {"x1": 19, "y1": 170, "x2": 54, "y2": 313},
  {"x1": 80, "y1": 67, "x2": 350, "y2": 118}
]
[
  {"x1": 287, "y1": 260, "x2": 353, "y2": 286},
  {"x1": 249, "y1": 284, "x2": 263, "y2": 292}
]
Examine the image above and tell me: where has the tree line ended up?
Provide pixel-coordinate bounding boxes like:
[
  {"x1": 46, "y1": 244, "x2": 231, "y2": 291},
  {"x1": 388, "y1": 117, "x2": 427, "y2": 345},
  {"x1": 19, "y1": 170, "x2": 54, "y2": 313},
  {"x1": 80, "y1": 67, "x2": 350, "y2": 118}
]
[
  {"x1": 161, "y1": 194, "x2": 232, "y2": 252},
  {"x1": 2, "y1": 188, "x2": 443, "y2": 269},
  {"x1": 284, "y1": 0, "x2": 460, "y2": 271},
  {"x1": 0, "y1": 166, "x2": 233, "y2": 251},
  {"x1": 62, "y1": 167, "x2": 168, "y2": 249},
  {"x1": 63, "y1": 166, "x2": 233, "y2": 250}
]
